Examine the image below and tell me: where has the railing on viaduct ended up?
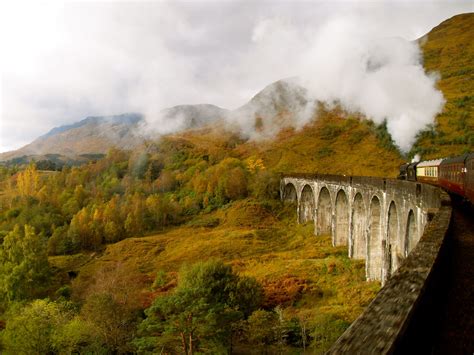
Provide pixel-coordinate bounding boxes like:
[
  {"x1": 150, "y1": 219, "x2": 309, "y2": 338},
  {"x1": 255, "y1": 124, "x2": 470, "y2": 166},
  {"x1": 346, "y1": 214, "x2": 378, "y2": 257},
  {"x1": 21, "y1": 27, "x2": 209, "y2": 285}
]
[{"x1": 280, "y1": 174, "x2": 452, "y2": 353}]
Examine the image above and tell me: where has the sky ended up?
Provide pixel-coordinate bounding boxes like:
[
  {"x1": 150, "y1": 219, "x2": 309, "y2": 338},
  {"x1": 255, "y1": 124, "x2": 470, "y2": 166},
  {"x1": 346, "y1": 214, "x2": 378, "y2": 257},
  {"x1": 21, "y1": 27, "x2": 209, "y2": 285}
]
[{"x1": 0, "y1": 0, "x2": 472, "y2": 153}]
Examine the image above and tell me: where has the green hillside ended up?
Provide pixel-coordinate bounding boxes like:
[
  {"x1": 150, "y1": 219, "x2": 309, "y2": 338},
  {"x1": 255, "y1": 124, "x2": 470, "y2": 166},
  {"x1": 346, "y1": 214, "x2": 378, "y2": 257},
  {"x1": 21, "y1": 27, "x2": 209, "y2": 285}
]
[{"x1": 412, "y1": 13, "x2": 474, "y2": 159}]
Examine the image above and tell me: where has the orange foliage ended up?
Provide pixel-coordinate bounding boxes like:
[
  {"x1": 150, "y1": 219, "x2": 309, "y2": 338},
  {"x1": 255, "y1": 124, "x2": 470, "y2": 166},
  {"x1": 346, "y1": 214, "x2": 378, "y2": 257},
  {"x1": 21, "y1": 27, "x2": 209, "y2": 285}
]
[{"x1": 262, "y1": 276, "x2": 309, "y2": 308}]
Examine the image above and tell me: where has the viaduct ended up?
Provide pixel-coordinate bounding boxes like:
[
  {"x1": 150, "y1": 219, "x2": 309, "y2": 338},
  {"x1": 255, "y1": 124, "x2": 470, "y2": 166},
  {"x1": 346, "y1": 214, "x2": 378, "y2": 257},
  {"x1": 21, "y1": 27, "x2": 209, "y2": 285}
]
[{"x1": 280, "y1": 174, "x2": 452, "y2": 353}]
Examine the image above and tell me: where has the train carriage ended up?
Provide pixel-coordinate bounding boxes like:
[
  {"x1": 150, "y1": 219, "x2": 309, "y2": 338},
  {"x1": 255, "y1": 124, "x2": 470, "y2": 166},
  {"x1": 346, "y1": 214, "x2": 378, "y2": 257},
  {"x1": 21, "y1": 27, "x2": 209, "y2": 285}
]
[
  {"x1": 400, "y1": 152, "x2": 474, "y2": 205},
  {"x1": 465, "y1": 153, "x2": 474, "y2": 204},
  {"x1": 439, "y1": 154, "x2": 469, "y2": 197},
  {"x1": 416, "y1": 159, "x2": 443, "y2": 185}
]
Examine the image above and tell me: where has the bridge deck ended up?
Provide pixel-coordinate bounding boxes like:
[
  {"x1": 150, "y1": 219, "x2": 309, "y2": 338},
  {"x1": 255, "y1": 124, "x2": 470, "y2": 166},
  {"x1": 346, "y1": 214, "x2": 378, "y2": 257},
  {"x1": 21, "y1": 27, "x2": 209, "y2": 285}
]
[{"x1": 434, "y1": 201, "x2": 474, "y2": 353}]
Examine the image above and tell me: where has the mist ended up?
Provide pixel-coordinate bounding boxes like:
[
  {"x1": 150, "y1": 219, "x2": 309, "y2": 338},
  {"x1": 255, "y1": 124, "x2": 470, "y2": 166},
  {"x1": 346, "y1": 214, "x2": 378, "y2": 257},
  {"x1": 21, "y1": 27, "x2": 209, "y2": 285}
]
[{"x1": 1, "y1": 1, "x2": 471, "y2": 153}]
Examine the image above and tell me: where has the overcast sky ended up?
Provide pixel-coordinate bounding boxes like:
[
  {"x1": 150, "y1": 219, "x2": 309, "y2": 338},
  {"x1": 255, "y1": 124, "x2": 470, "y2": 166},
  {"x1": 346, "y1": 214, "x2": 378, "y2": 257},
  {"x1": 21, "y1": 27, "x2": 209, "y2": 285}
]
[{"x1": 0, "y1": 0, "x2": 472, "y2": 153}]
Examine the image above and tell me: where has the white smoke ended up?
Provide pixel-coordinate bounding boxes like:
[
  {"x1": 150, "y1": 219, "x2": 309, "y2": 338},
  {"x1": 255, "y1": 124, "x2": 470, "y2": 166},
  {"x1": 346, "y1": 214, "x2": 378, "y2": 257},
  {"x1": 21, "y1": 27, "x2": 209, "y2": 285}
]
[
  {"x1": 248, "y1": 15, "x2": 446, "y2": 151},
  {"x1": 411, "y1": 154, "x2": 421, "y2": 163}
]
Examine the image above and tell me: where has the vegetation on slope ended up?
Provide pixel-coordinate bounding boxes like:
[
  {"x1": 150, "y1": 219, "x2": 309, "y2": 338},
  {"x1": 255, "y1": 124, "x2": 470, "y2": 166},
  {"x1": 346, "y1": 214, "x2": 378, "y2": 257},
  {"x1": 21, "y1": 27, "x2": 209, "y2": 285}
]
[
  {"x1": 411, "y1": 13, "x2": 474, "y2": 159},
  {"x1": 0, "y1": 120, "x2": 385, "y2": 353}
]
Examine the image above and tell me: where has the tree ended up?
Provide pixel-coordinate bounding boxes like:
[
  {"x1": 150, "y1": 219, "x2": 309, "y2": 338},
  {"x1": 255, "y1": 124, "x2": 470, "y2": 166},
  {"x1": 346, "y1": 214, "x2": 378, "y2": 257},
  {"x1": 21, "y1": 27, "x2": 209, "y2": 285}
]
[
  {"x1": 68, "y1": 207, "x2": 102, "y2": 250},
  {"x1": 134, "y1": 260, "x2": 263, "y2": 354},
  {"x1": 245, "y1": 309, "x2": 279, "y2": 346},
  {"x1": 1, "y1": 300, "x2": 103, "y2": 354},
  {"x1": 51, "y1": 316, "x2": 104, "y2": 354},
  {"x1": 81, "y1": 293, "x2": 138, "y2": 353},
  {"x1": 16, "y1": 164, "x2": 39, "y2": 197},
  {"x1": 0, "y1": 225, "x2": 50, "y2": 303},
  {"x1": 1, "y1": 300, "x2": 65, "y2": 354},
  {"x1": 310, "y1": 314, "x2": 350, "y2": 352}
]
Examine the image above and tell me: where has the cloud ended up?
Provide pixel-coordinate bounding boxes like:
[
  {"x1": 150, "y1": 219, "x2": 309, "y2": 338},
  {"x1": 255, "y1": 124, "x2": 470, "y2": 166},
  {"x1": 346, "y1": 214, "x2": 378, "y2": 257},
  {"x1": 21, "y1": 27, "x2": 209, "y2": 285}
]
[{"x1": 0, "y1": 1, "x2": 471, "y2": 152}]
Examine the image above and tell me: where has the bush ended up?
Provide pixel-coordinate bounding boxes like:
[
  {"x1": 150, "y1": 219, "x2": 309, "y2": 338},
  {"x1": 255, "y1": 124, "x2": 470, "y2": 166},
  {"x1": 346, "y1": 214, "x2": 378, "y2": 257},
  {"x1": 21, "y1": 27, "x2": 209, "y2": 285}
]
[{"x1": 310, "y1": 314, "x2": 350, "y2": 353}]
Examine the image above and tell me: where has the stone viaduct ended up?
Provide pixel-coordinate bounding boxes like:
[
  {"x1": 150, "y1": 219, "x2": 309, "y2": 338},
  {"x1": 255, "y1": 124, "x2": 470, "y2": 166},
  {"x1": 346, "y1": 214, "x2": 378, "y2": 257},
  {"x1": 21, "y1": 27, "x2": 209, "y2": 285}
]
[
  {"x1": 281, "y1": 173, "x2": 452, "y2": 352},
  {"x1": 280, "y1": 174, "x2": 442, "y2": 284}
]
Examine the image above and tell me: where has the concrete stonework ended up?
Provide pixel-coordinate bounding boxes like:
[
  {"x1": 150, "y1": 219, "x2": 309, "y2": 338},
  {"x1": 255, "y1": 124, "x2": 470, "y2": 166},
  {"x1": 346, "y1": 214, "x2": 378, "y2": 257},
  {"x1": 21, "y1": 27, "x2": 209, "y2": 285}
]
[{"x1": 281, "y1": 174, "x2": 442, "y2": 283}]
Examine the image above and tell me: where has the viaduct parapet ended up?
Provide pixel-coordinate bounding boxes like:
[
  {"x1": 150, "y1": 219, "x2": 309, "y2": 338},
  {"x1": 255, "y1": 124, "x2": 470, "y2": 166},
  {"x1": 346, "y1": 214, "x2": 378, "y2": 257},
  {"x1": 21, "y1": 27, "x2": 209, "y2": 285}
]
[{"x1": 281, "y1": 174, "x2": 452, "y2": 352}]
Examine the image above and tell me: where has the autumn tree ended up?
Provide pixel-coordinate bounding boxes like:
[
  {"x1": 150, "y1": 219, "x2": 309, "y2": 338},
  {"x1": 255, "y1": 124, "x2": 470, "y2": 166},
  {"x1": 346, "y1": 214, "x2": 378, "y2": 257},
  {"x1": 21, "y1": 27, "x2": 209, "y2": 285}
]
[{"x1": 16, "y1": 163, "x2": 39, "y2": 197}]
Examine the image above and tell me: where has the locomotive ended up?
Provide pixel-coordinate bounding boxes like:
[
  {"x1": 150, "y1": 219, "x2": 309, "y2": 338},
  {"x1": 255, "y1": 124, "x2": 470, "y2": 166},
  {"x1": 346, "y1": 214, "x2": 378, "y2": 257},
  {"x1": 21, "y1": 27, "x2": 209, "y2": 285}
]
[{"x1": 398, "y1": 153, "x2": 474, "y2": 204}]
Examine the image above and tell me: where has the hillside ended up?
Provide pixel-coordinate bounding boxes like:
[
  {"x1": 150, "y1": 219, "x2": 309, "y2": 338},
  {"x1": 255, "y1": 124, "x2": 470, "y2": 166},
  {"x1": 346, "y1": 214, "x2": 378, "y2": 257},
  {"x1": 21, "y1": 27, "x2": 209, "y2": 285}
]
[{"x1": 412, "y1": 13, "x2": 474, "y2": 159}]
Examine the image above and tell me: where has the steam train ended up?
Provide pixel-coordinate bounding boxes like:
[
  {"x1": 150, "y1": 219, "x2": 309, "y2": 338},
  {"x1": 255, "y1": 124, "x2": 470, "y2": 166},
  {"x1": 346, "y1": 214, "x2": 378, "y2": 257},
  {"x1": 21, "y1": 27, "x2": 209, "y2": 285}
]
[{"x1": 398, "y1": 153, "x2": 474, "y2": 204}]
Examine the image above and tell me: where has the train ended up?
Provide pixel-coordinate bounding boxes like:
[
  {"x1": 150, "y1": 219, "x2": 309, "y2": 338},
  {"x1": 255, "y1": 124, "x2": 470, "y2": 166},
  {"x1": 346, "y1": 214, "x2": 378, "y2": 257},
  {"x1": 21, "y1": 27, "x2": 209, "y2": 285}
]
[{"x1": 398, "y1": 153, "x2": 474, "y2": 204}]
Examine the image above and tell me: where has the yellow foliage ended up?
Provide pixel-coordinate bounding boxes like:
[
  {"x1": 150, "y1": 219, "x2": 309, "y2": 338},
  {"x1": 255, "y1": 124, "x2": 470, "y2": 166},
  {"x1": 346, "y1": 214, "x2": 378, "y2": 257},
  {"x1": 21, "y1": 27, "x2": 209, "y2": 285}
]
[
  {"x1": 246, "y1": 157, "x2": 266, "y2": 173},
  {"x1": 16, "y1": 164, "x2": 39, "y2": 197}
]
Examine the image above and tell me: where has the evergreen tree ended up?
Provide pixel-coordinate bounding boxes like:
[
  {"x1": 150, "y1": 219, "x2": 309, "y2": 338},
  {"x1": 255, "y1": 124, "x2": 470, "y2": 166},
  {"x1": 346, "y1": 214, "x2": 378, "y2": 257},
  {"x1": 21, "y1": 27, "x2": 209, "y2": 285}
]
[{"x1": 133, "y1": 260, "x2": 262, "y2": 354}]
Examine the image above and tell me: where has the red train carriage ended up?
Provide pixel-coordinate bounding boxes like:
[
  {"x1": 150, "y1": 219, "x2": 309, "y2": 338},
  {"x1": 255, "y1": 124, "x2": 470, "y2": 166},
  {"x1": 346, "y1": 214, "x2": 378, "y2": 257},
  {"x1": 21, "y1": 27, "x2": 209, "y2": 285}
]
[
  {"x1": 465, "y1": 153, "x2": 474, "y2": 204},
  {"x1": 439, "y1": 154, "x2": 469, "y2": 197}
]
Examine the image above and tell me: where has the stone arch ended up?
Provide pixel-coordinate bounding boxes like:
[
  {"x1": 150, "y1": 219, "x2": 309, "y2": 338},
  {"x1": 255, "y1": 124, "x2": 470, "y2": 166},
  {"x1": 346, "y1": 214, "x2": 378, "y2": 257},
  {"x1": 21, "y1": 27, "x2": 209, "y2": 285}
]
[
  {"x1": 386, "y1": 201, "x2": 399, "y2": 276},
  {"x1": 367, "y1": 196, "x2": 382, "y2": 280},
  {"x1": 352, "y1": 193, "x2": 366, "y2": 259},
  {"x1": 405, "y1": 210, "x2": 417, "y2": 257},
  {"x1": 283, "y1": 183, "x2": 297, "y2": 202},
  {"x1": 317, "y1": 187, "x2": 332, "y2": 235},
  {"x1": 334, "y1": 189, "x2": 349, "y2": 246},
  {"x1": 299, "y1": 185, "x2": 315, "y2": 224}
]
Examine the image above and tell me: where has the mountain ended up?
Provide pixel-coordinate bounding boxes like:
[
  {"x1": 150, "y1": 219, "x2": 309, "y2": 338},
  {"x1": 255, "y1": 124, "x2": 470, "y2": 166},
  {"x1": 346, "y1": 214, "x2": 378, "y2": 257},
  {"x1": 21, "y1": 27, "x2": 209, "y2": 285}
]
[
  {"x1": 0, "y1": 105, "x2": 228, "y2": 163},
  {"x1": 160, "y1": 104, "x2": 229, "y2": 129},
  {"x1": 0, "y1": 113, "x2": 145, "y2": 163},
  {"x1": 231, "y1": 78, "x2": 310, "y2": 136},
  {"x1": 411, "y1": 13, "x2": 474, "y2": 158},
  {"x1": 0, "y1": 82, "x2": 304, "y2": 163}
]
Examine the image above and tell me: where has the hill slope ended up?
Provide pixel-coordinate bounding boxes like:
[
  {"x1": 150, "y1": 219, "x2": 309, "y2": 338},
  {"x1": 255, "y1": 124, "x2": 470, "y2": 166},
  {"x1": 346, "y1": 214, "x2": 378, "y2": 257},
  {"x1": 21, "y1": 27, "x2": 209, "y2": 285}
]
[{"x1": 412, "y1": 13, "x2": 474, "y2": 159}]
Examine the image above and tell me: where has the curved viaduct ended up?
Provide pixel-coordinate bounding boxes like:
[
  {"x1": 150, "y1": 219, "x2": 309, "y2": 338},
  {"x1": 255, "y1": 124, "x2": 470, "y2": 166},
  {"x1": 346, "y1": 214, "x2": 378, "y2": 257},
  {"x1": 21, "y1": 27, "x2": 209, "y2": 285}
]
[
  {"x1": 281, "y1": 174, "x2": 441, "y2": 284},
  {"x1": 281, "y1": 173, "x2": 453, "y2": 353}
]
